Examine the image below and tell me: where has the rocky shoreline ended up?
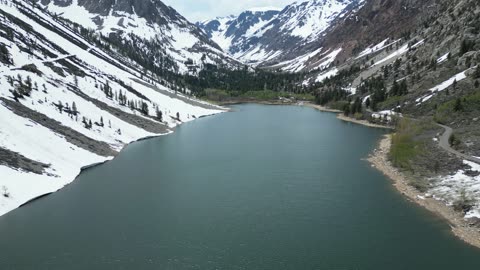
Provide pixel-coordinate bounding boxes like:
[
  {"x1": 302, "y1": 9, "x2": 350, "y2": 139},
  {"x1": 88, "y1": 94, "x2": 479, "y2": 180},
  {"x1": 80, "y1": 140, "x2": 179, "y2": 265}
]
[
  {"x1": 369, "y1": 135, "x2": 480, "y2": 249},
  {"x1": 336, "y1": 114, "x2": 394, "y2": 130},
  {"x1": 303, "y1": 102, "x2": 394, "y2": 130}
]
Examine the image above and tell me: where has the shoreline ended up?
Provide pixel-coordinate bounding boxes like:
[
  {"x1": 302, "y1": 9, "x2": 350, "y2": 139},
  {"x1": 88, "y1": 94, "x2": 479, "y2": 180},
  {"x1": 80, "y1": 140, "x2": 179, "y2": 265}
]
[
  {"x1": 1, "y1": 111, "x2": 223, "y2": 216},
  {"x1": 302, "y1": 102, "x2": 343, "y2": 113},
  {"x1": 368, "y1": 135, "x2": 480, "y2": 249},
  {"x1": 336, "y1": 114, "x2": 394, "y2": 129},
  {"x1": 303, "y1": 102, "x2": 395, "y2": 130}
]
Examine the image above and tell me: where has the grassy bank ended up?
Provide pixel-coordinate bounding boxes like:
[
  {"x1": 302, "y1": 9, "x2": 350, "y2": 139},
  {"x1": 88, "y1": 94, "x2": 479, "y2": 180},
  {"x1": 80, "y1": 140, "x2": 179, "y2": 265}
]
[{"x1": 390, "y1": 118, "x2": 421, "y2": 170}]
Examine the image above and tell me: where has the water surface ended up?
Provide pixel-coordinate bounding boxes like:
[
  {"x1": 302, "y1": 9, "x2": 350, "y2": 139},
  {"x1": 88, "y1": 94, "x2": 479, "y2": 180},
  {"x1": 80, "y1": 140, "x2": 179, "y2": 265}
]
[{"x1": 0, "y1": 104, "x2": 479, "y2": 269}]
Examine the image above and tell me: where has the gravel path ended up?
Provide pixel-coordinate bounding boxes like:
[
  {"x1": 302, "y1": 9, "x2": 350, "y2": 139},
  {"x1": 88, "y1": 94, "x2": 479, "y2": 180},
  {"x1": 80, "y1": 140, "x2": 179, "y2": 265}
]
[{"x1": 438, "y1": 124, "x2": 480, "y2": 165}]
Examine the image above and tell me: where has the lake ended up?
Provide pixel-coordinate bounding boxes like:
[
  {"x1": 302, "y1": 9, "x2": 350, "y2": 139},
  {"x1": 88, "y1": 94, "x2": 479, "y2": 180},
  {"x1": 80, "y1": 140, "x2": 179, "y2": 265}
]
[{"x1": 0, "y1": 104, "x2": 479, "y2": 269}]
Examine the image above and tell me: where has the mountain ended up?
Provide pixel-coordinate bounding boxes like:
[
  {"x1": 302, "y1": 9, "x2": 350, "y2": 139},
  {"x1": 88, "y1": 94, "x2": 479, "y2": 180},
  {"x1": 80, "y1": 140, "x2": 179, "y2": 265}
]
[
  {"x1": 197, "y1": 8, "x2": 281, "y2": 63},
  {"x1": 0, "y1": 0, "x2": 224, "y2": 215},
  {"x1": 38, "y1": 0, "x2": 240, "y2": 73},
  {"x1": 309, "y1": 0, "x2": 480, "y2": 222},
  {"x1": 198, "y1": 0, "x2": 364, "y2": 68}
]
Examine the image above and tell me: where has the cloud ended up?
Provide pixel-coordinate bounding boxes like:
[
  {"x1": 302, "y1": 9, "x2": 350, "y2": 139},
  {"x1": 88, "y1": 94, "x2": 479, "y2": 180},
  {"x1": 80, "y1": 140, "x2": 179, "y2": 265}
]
[{"x1": 162, "y1": 0, "x2": 297, "y2": 22}]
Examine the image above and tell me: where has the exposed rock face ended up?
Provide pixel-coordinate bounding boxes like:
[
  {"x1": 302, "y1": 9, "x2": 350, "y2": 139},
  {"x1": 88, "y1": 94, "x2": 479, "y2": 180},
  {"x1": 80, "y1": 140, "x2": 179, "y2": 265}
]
[
  {"x1": 198, "y1": 0, "x2": 364, "y2": 66},
  {"x1": 198, "y1": 10, "x2": 280, "y2": 56},
  {"x1": 38, "y1": 0, "x2": 239, "y2": 73},
  {"x1": 319, "y1": 0, "x2": 438, "y2": 62}
]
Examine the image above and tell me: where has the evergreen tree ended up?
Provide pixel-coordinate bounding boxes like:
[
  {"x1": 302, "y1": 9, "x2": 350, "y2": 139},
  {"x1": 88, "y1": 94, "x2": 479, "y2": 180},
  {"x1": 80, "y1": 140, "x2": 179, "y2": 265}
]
[
  {"x1": 156, "y1": 107, "x2": 163, "y2": 122},
  {"x1": 453, "y1": 98, "x2": 463, "y2": 112},
  {"x1": 72, "y1": 102, "x2": 78, "y2": 115},
  {"x1": 57, "y1": 101, "x2": 63, "y2": 113},
  {"x1": 343, "y1": 104, "x2": 351, "y2": 116},
  {"x1": 390, "y1": 80, "x2": 399, "y2": 96},
  {"x1": 365, "y1": 97, "x2": 371, "y2": 108}
]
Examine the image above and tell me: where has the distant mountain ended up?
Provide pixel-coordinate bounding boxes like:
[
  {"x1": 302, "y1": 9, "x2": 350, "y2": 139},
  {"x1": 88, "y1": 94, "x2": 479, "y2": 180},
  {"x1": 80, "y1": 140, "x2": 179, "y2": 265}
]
[
  {"x1": 39, "y1": 0, "x2": 239, "y2": 73},
  {"x1": 197, "y1": 9, "x2": 280, "y2": 62},
  {"x1": 198, "y1": 0, "x2": 364, "y2": 68}
]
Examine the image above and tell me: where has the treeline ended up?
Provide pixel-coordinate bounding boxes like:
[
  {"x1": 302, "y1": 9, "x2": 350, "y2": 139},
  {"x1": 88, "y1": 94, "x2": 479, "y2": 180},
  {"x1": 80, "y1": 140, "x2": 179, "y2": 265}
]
[{"x1": 182, "y1": 65, "x2": 312, "y2": 96}]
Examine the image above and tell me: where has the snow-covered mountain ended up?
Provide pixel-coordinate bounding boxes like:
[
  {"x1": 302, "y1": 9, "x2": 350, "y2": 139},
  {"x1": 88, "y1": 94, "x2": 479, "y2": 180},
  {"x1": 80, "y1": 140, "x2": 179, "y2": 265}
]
[
  {"x1": 197, "y1": 8, "x2": 281, "y2": 63},
  {"x1": 0, "y1": 0, "x2": 224, "y2": 215},
  {"x1": 198, "y1": 0, "x2": 364, "y2": 68},
  {"x1": 38, "y1": 0, "x2": 240, "y2": 73}
]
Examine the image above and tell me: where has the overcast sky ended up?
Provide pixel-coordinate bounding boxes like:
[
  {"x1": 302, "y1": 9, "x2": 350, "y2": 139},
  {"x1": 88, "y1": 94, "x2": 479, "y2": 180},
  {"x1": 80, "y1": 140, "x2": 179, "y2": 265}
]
[{"x1": 162, "y1": 0, "x2": 297, "y2": 22}]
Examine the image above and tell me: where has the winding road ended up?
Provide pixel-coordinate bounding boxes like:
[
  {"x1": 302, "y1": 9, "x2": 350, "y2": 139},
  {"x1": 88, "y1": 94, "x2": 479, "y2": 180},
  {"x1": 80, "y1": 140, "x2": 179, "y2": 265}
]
[{"x1": 438, "y1": 124, "x2": 480, "y2": 165}]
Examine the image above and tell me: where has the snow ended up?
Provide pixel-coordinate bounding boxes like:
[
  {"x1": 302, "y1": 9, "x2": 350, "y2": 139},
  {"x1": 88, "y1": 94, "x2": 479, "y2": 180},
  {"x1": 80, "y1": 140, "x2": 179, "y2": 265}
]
[
  {"x1": 315, "y1": 68, "x2": 338, "y2": 83},
  {"x1": 356, "y1": 38, "x2": 401, "y2": 59},
  {"x1": 371, "y1": 110, "x2": 400, "y2": 121},
  {"x1": 39, "y1": 0, "x2": 237, "y2": 74},
  {"x1": 281, "y1": 0, "x2": 351, "y2": 41},
  {"x1": 344, "y1": 87, "x2": 357, "y2": 95},
  {"x1": 271, "y1": 48, "x2": 341, "y2": 73},
  {"x1": 362, "y1": 95, "x2": 371, "y2": 104},
  {"x1": 204, "y1": 11, "x2": 279, "y2": 64},
  {"x1": 374, "y1": 40, "x2": 424, "y2": 66},
  {"x1": 429, "y1": 160, "x2": 480, "y2": 219},
  {"x1": 0, "y1": 104, "x2": 111, "y2": 215},
  {"x1": 416, "y1": 69, "x2": 469, "y2": 104},
  {"x1": 437, "y1": 52, "x2": 450, "y2": 64},
  {"x1": 200, "y1": 0, "x2": 358, "y2": 65},
  {"x1": 429, "y1": 71, "x2": 467, "y2": 93},
  {"x1": 235, "y1": 46, "x2": 283, "y2": 65},
  {"x1": 0, "y1": 2, "x2": 224, "y2": 216}
]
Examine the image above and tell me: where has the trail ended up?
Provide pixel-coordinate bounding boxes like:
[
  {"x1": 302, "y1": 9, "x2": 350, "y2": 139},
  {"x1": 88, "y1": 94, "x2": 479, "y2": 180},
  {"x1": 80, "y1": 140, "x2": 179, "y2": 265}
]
[{"x1": 438, "y1": 124, "x2": 480, "y2": 165}]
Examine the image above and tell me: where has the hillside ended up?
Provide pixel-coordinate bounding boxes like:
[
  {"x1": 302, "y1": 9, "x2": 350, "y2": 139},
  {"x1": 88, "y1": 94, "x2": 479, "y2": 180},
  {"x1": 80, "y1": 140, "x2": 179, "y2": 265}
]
[
  {"x1": 0, "y1": 0, "x2": 224, "y2": 215},
  {"x1": 38, "y1": 0, "x2": 240, "y2": 74},
  {"x1": 308, "y1": 0, "x2": 480, "y2": 223},
  {"x1": 198, "y1": 0, "x2": 364, "y2": 69}
]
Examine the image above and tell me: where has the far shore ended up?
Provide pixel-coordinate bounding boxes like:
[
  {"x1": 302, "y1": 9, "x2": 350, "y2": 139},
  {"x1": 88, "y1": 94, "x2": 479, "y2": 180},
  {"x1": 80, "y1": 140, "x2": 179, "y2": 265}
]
[
  {"x1": 219, "y1": 99, "x2": 396, "y2": 130},
  {"x1": 302, "y1": 102, "x2": 395, "y2": 130},
  {"x1": 368, "y1": 135, "x2": 480, "y2": 249},
  {"x1": 336, "y1": 114, "x2": 395, "y2": 129}
]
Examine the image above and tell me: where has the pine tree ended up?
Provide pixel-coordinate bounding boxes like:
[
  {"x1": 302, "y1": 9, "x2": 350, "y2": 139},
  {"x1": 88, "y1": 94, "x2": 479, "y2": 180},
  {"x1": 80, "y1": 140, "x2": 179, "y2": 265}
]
[
  {"x1": 156, "y1": 107, "x2": 163, "y2": 122},
  {"x1": 365, "y1": 98, "x2": 371, "y2": 108},
  {"x1": 453, "y1": 98, "x2": 463, "y2": 112},
  {"x1": 72, "y1": 102, "x2": 78, "y2": 115},
  {"x1": 343, "y1": 104, "x2": 351, "y2": 116}
]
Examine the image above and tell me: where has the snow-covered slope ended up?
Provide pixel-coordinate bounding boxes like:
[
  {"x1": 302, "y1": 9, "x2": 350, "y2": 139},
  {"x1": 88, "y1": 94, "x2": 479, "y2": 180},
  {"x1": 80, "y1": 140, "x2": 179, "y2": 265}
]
[
  {"x1": 38, "y1": 0, "x2": 239, "y2": 74},
  {"x1": 198, "y1": 9, "x2": 280, "y2": 64},
  {"x1": 198, "y1": 0, "x2": 364, "y2": 68},
  {"x1": 0, "y1": 1, "x2": 224, "y2": 216}
]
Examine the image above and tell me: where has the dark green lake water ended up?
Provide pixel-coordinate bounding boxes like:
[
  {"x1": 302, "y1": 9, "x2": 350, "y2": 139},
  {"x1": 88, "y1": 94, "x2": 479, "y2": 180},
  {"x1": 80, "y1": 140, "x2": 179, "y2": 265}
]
[{"x1": 0, "y1": 104, "x2": 479, "y2": 269}]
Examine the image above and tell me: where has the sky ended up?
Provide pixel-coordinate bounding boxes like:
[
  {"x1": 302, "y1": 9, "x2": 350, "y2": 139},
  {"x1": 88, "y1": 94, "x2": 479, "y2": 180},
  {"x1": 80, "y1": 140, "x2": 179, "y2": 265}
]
[{"x1": 162, "y1": 0, "x2": 297, "y2": 22}]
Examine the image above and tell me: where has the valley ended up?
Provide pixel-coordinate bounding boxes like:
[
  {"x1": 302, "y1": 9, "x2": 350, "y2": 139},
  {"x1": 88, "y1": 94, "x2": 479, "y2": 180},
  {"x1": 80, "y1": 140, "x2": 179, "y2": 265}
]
[{"x1": 0, "y1": 0, "x2": 480, "y2": 265}]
